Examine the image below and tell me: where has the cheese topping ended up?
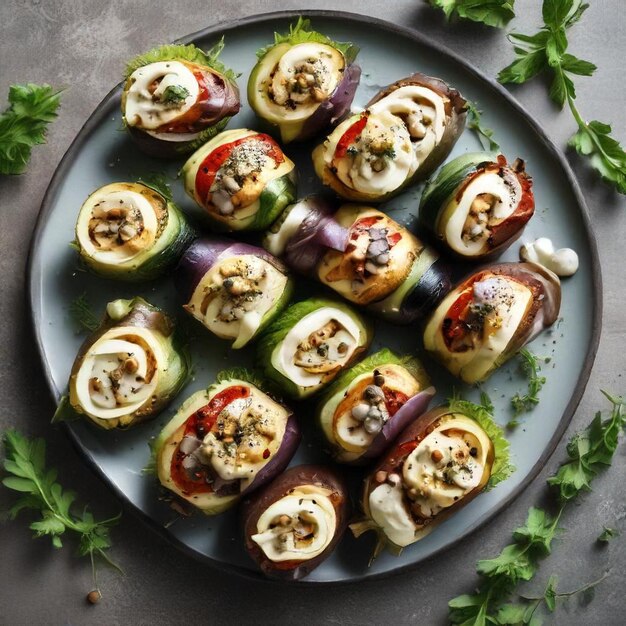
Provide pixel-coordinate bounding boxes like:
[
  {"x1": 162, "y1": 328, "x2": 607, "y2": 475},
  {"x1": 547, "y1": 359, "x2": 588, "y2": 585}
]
[
  {"x1": 73, "y1": 326, "x2": 162, "y2": 420},
  {"x1": 520, "y1": 238, "x2": 579, "y2": 277},
  {"x1": 263, "y1": 200, "x2": 310, "y2": 257},
  {"x1": 275, "y1": 307, "x2": 361, "y2": 387},
  {"x1": 445, "y1": 170, "x2": 522, "y2": 256},
  {"x1": 369, "y1": 479, "x2": 417, "y2": 547},
  {"x1": 185, "y1": 254, "x2": 288, "y2": 349},
  {"x1": 124, "y1": 61, "x2": 199, "y2": 130},
  {"x1": 196, "y1": 387, "x2": 288, "y2": 486},
  {"x1": 251, "y1": 485, "x2": 337, "y2": 562},
  {"x1": 76, "y1": 185, "x2": 160, "y2": 264}
]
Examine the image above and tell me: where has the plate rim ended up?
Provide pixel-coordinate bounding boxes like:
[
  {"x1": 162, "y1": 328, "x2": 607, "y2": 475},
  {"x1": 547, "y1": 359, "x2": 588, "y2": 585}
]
[{"x1": 26, "y1": 9, "x2": 603, "y2": 585}]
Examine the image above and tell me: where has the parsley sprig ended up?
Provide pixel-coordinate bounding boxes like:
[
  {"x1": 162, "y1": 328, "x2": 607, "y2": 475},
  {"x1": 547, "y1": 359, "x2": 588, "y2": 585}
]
[
  {"x1": 510, "y1": 349, "x2": 548, "y2": 423},
  {"x1": 0, "y1": 83, "x2": 62, "y2": 175},
  {"x1": 2, "y1": 430, "x2": 122, "y2": 595},
  {"x1": 425, "y1": 0, "x2": 516, "y2": 28},
  {"x1": 498, "y1": 0, "x2": 626, "y2": 194},
  {"x1": 466, "y1": 100, "x2": 500, "y2": 151},
  {"x1": 448, "y1": 390, "x2": 624, "y2": 624},
  {"x1": 68, "y1": 293, "x2": 99, "y2": 333}
]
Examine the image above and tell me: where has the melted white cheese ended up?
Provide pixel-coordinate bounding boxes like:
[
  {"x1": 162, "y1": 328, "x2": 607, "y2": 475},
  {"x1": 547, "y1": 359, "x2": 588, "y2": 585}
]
[
  {"x1": 185, "y1": 254, "x2": 288, "y2": 349},
  {"x1": 73, "y1": 326, "x2": 162, "y2": 420},
  {"x1": 520, "y1": 238, "x2": 579, "y2": 277},
  {"x1": 274, "y1": 307, "x2": 361, "y2": 387},
  {"x1": 369, "y1": 480, "x2": 417, "y2": 547},
  {"x1": 263, "y1": 200, "x2": 310, "y2": 257},
  {"x1": 125, "y1": 61, "x2": 199, "y2": 130},
  {"x1": 445, "y1": 170, "x2": 521, "y2": 256},
  {"x1": 76, "y1": 186, "x2": 159, "y2": 264},
  {"x1": 251, "y1": 486, "x2": 336, "y2": 562}
]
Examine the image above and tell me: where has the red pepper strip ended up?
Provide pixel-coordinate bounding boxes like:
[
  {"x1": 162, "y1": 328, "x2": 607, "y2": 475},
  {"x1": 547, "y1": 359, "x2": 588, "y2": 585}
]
[
  {"x1": 334, "y1": 113, "x2": 368, "y2": 159},
  {"x1": 170, "y1": 385, "x2": 250, "y2": 495},
  {"x1": 442, "y1": 289, "x2": 474, "y2": 349},
  {"x1": 384, "y1": 389, "x2": 410, "y2": 417},
  {"x1": 195, "y1": 133, "x2": 284, "y2": 205}
]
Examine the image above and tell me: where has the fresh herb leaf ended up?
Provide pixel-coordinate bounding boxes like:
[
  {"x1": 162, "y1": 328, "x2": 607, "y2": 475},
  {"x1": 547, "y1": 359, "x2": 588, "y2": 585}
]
[
  {"x1": 68, "y1": 293, "x2": 99, "y2": 333},
  {"x1": 597, "y1": 526, "x2": 619, "y2": 543},
  {"x1": 466, "y1": 100, "x2": 500, "y2": 150},
  {"x1": 426, "y1": 0, "x2": 516, "y2": 28},
  {"x1": 256, "y1": 16, "x2": 359, "y2": 63},
  {"x1": 2, "y1": 430, "x2": 122, "y2": 593},
  {"x1": 498, "y1": 0, "x2": 626, "y2": 194},
  {"x1": 448, "y1": 394, "x2": 515, "y2": 488},
  {"x1": 124, "y1": 40, "x2": 238, "y2": 84},
  {"x1": 137, "y1": 172, "x2": 174, "y2": 202},
  {"x1": 510, "y1": 350, "x2": 547, "y2": 420},
  {"x1": 547, "y1": 390, "x2": 625, "y2": 502},
  {"x1": 0, "y1": 83, "x2": 62, "y2": 175},
  {"x1": 160, "y1": 85, "x2": 190, "y2": 104}
]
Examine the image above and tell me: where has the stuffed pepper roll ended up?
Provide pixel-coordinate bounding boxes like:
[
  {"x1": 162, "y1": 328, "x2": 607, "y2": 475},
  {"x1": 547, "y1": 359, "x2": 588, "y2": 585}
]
[
  {"x1": 248, "y1": 17, "x2": 361, "y2": 143},
  {"x1": 350, "y1": 400, "x2": 511, "y2": 555},
  {"x1": 317, "y1": 349, "x2": 435, "y2": 464},
  {"x1": 419, "y1": 153, "x2": 534, "y2": 260},
  {"x1": 155, "y1": 370, "x2": 300, "y2": 516},
  {"x1": 256, "y1": 298, "x2": 373, "y2": 399},
  {"x1": 74, "y1": 180, "x2": 194, "y2": 280},
  {"x1": 182, "y1": 129, "x2": 296, "y2": 232},
  {"x1": 423, "y1": 262, "x2": 561, "y2": 384},
  {"x1": 242, "y1": 464, "x2": 350, "y2": 579},
  {"x1": 312, "y1": 72, "x2": 466, "y2": 202},
  {"x1": 121, "y1": 42, "x2": 240, "y2": 157},
  {"x1": 61, "y1": 298, "x2": 190, "y2": 430},
  {"x1": 176, "y1": 237, "x2": 293, "y2": 349}
]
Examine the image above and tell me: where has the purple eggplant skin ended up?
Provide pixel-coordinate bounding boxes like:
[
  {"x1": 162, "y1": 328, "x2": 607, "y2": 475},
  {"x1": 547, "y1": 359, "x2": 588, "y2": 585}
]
[
  {"x1": 400, "y1": 257, "x2": 453, "y2": 323},
  {"x1": 298, "y1": 63, "x2": 362, "y2": 142},
  {"x1": 242, "y1": 465, "x2": 350, "y2": 580},
  {"x1": 174, "y1": 236, "x2": 290, "y2": 304},
  {"x1": 366, "y1": 72, "x2": 467, "y2": 182}
]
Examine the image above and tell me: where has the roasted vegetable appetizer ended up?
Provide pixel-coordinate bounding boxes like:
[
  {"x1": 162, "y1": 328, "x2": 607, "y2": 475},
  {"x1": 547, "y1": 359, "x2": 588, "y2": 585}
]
[
  {"x1": 248, "y1": 17, "x2": 361, "y2": 143},
  {"x1": 155, "y1": 370, "x2": 300, "y2": 515},
  {"x1": 242, "y1": 464, "x2": 350, "y2": 579},
  {"x1": 265, "y1": 199, "x2": 451, "y2": 322},
  {"x1": 317, "y1": 349, "x2": 435, "y2": 463},
  {"x1": 181, "y1": 129, "x2": 296, "y2": 232},
  {"x1": 312, "y1": 72, "x2": 466, "y2": 202},
  {"x1": 175, "y1": 237, "x2": 293, "y2": 349},
  {"x1": 61, "y1": 298, "x2": 190, "y2": 430},
  {"x1": 423, "y1": 262, "x2": 561, "y2": 384},
  {"x1": 121, "y1": 41, "x2": 240, "y2": 157},
  {"x1": 350, "y1": 400, "x2": 512, "y2": 555},
  {"x1": 256, "y1": 298, "x2": 373, "y2": 399},
  {"x1": 420, "y1": 153, "x2": 535, "y2": 260},
  {"x1": 74, "y1": 180, "x2": 194, "y2": 280}
]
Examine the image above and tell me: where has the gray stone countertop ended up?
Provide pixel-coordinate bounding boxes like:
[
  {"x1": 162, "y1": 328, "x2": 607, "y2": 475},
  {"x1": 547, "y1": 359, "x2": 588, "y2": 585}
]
[{"x1": 0, "y1": 1, "x2": 624, "y2": 624}]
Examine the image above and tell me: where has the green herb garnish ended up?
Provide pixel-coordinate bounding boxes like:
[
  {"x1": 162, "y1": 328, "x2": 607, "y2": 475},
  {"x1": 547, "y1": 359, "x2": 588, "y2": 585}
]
[
  {"x1": 425, "y1": 0, "x2": 516, "y2": 28},
  {"x1": 160, "y1": 85, "x2": 190, "y2": 104},
  {"x1": 597, "y1": 526, "x2": 619, "y2": 544},
  {"x1": 68, "y1": 293, "x2": 99, "y2": 333},
  {"x1": 466, "y1": 100, "x2": 499, "y2": 150},
  {"x1": 510, "y1": 349, "x2": 547, "y2": 421},
  {"x1": 2, "y1": 430, "x2": 122, "y2": 596},
  {"x1": 448, "y1": 390, "x2": 624, "y2": 624},
  {"x1": 0, "y1": 83, "x2": 62, "y2": 175},
  {"x1": 498, "y1": 0, "x2": 626, "y2": 194}
]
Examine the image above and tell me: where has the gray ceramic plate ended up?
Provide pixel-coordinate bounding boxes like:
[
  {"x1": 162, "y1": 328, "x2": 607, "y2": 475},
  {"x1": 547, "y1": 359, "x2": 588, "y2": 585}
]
[{"x1": 28, "y1": 11, "x2": 601, "y2": 583}]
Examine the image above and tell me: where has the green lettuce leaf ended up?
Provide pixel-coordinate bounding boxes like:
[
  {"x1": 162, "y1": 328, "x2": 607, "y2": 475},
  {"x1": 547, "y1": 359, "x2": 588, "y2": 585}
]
[
  {"x1": 256, "y1": 16, "x2": 359, "y2": 63},
  {"x1": 448, "y1": 395, "x2": 515, "y2": 489}
]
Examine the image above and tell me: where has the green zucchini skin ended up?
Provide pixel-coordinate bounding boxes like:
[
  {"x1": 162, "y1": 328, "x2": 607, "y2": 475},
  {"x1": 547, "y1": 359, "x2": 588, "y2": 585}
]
[
  {"x1": 255, "y1": 297, "x2": 373, "y2": 399},
  {"x1": 66, "y1": 297, "x2": 190, "y2": 430}
]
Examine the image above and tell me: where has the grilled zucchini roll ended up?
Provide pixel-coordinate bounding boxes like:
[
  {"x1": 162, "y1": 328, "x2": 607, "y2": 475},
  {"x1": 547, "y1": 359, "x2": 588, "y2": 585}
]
[
  {"x1": 181, "y1": 129, "x2": 296, "y2": 232},
  {"x1": 74, "y1": 180, "x2": 194, "y2": 280},
  {"x1": 248, "y1": 17, "x2": 361, "y2": 143},
  {"x1": 317, "y1": 349, "x2": 435, "y2": 464},
  {"x1": 256, "y1": 298, "x2": 373, "y2": 399},
  {"x1": 156, "y1": 370, "x2": 300, "y2": 516},
  {"x1": 63, "y1": 298, "x2": 190, "y2": 430},
  {"x1": 351, "y1": 400, "x2": 512, "y2": 555},
  {"x1": 312, "y1": 72, "x2": 466, "y2": 202},
  {"x1": 423, "y1": 262, "x2": 561, "y2": 384},
  {"x1": 420, "y1": 153, "x2": 535, "y2": 260},
  {"x1": 121, "y1": 42, "x2": 240, "y2": 157},
  {"x1": 242, "y1": 464, "x2": 350, "y2": 580},
  {"x1": 176, "y1": 237, "x2": 293, "y2": 349}
]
